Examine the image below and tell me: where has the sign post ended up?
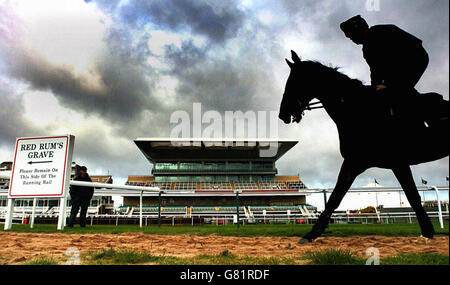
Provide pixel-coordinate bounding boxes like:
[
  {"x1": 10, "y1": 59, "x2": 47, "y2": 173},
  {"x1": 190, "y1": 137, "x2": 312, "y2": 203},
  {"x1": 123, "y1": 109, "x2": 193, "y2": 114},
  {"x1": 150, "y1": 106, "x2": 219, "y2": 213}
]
[
  {"x1": 4, "y1": 198, "x2": 15, "y2": 230},
  {"x1": 30, "y1": 197, "x2": 37, "y2": 229},
  {"x1": 6, "y1": 135, "x2": 75, "y2": 231}
]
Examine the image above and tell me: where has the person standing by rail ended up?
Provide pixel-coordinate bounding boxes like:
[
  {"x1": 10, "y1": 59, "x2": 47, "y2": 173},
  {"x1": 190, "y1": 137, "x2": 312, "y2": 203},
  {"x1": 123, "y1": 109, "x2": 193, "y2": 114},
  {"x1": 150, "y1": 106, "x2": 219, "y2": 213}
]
[{"x1": 68, "y1": 166, "x2": 94, "y2": 228}]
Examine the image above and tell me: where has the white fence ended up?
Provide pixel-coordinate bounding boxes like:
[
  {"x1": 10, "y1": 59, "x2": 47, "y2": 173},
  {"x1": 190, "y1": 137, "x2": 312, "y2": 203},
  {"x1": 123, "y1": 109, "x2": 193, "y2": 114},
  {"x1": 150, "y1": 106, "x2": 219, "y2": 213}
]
[
  {"x1": 1, "y1": 170, "x2": 448, "y2": 229},
  {"x1": 3, "y1": 208, "x2": 448, "y2": 227}
]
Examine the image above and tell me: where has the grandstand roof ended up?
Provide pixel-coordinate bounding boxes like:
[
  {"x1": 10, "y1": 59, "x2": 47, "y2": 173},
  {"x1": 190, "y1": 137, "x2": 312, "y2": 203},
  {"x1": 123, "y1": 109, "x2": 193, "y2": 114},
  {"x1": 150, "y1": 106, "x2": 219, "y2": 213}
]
[
  {"x1": 90, "y1": 175, "x2": 113, "y2": 184},
  {"x1": 134, "y1": 138, "x2": 298, "y2": 162}
]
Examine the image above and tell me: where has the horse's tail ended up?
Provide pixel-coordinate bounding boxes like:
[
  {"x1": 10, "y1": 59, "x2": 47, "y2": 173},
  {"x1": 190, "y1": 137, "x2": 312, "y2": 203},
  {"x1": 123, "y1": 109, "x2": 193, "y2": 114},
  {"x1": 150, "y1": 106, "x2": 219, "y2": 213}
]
[{"x1": 417, "y1": 92, "x2": 449, "y2": 126}]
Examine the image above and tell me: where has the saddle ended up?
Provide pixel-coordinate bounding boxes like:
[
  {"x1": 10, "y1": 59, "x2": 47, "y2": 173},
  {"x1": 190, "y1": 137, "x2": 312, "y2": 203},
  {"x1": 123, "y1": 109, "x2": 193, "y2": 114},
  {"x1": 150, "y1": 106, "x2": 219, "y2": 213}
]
[{"x1": 369, "y1": 87, "x2": 448, "y2": 129}]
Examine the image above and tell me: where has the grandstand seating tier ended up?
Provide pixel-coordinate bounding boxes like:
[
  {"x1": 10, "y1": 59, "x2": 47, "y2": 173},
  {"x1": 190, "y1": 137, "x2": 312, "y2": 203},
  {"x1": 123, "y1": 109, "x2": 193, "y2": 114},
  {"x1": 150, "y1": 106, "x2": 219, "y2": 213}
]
[{"x1": 125, "y1": 181, "x2": 306, "y2": 192}]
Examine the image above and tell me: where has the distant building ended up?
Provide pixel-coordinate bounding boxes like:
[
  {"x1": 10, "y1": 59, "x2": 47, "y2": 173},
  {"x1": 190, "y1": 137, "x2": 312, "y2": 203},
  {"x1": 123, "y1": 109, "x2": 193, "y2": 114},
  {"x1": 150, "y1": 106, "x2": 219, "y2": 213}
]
[
  {"x1": 122, "y1": 138, "x2": 310, "y2": 213},
  {"x1": 0, "y1": 161, "x2": 12, "y2": 190}
]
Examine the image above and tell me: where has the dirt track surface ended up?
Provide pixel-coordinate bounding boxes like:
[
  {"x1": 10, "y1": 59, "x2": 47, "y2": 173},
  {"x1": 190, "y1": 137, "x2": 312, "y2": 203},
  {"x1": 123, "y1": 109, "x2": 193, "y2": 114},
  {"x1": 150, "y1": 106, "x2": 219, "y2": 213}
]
[{"x1": 0, "y1": 232, "x2": 448, "y2": 264}]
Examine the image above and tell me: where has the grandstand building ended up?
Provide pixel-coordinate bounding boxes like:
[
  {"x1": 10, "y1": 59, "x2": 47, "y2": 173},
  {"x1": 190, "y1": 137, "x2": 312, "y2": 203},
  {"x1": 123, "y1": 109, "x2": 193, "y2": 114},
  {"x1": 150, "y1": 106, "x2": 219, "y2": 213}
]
[{"x1": 122, "y1": 138, "x2": 311, "y2": 214}]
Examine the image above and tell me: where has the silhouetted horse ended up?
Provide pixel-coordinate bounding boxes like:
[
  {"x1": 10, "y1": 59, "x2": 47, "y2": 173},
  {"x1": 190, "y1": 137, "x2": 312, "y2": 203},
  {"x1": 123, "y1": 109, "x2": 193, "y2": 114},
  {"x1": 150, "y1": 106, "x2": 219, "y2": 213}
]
[{"x1": 279, "y1": 51, "x2": 449, "y2": 244}]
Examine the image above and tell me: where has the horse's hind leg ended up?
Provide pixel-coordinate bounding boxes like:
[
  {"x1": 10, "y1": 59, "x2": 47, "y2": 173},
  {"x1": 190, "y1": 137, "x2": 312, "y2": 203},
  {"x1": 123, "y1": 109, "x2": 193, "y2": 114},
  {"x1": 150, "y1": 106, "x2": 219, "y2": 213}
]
[
  {"x1": 392, "y1": 166, "x2": 435, "y2": 238},
  {"x1": 299, "y1": 160, "x2": 367, "y2": 244}
]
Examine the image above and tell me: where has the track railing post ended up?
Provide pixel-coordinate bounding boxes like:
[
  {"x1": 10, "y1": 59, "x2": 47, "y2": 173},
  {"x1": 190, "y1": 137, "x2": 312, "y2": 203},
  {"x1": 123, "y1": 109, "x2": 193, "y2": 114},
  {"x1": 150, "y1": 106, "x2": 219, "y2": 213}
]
[
  {"x1": 158, "y1": 191, "x2": 162, "y2": 228},
  {"x1": 139, "y1": 190, "x2": 143, "y2": 228},
  {"x1": 431, "y1": 186, "x2": 444, "y2": 229},
  {"x1": 235, "y1": 190, "x2": 240, "y2": 228}
]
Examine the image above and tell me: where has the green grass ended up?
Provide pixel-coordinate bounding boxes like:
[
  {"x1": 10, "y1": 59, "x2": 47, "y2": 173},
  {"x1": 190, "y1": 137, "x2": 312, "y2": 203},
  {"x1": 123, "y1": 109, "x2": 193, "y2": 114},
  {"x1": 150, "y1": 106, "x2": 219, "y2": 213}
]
[
  {"x1": 304, "y1": 250, "x2": 450, "y2": 265},
  {"x1": 381, "y1": 253, "x2": 449, "y2": 265},
  {"x1": 6, "y1": 247, "x2": 449, "y2": 265},
  {"x1": 304, "y1": 249, "x2": 366, "y2": 265},
  {"x1": 87, "y1": 248, "x2": 176, "y2": 265},
  {"x1": 159, "y1": 250, "x2": 299, "y2": 265},
  {"x1": 85, "y1": 248, "x2": 303, "y2": 265},
  {"x1": 23, "y1": 258, "x2": 60, "y2": 265},
  {"x1": 82, "y1": 248, "x2": 449, "y2": 265},
  {"x1": 2, "y1": 222, "x2": 448, "y2": 237}
]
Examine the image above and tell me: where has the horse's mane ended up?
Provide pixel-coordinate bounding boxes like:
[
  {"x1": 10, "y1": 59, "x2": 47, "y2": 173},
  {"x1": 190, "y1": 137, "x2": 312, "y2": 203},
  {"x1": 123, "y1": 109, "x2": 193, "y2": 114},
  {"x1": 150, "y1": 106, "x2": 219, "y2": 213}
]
[{"x1": 305, "y1": 60, "x2": 364, "y2": 89}]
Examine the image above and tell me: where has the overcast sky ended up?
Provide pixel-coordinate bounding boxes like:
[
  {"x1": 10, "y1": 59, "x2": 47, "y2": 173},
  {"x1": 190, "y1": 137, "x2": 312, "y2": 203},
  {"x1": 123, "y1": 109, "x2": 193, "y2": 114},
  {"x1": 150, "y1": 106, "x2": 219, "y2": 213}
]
[{"x1": 0, "y1": 0, "x2": 448, "y2": 208}]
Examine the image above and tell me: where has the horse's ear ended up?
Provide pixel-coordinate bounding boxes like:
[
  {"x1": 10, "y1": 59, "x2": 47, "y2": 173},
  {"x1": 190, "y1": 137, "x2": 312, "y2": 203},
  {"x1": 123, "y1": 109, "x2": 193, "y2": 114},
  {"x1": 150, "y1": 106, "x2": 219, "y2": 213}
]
[
  {"x1": 291, "y1": 50, "x2": 301, "y2": 63},
  {"x1": 285, "y1": 59, "x2": 294, "y2": 68}
]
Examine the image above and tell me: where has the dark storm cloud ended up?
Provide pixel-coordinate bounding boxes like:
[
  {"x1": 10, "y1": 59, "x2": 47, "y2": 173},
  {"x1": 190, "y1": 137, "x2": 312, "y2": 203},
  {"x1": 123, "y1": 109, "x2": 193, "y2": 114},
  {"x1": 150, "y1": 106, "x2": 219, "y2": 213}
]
[
  {"x1": 89, "y1": 0, "x2": 245, "y2": 44},
  {"x1": 2, "y1": 48, "x2": 156, "y2": 124},
  {"x1": 164, "y1": 41, "x2": 252, "y2": 111},
  {"x1": 163, "y1": 37, "x2": 282, "y2": 116},
  {"x1": 0, "y1": 81, "x2": 43, "y2": 149},
  {"x1": 120, "y1": 0, "x2": 245, "y2": 43},
  {"x1": 0, "y1": 14, "x2": 164, "y2": 129},
  {"x1": 0, "y1": 9, "x2": 41, "y2": 148}
]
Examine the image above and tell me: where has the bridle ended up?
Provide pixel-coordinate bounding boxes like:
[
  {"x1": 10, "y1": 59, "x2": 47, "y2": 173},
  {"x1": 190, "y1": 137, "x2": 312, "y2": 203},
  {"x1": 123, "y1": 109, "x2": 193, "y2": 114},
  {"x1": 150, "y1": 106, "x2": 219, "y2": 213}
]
[{"x1": 292, "y1": 99, "x2": 324, "y2": 123}]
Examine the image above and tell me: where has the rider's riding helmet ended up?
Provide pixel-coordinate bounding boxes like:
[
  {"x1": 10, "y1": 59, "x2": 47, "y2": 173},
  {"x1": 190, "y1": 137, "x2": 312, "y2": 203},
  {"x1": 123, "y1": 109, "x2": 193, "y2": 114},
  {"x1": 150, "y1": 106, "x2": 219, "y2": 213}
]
[{"x1": 340, "y1": 15, "x2": 369, "y2": 44}]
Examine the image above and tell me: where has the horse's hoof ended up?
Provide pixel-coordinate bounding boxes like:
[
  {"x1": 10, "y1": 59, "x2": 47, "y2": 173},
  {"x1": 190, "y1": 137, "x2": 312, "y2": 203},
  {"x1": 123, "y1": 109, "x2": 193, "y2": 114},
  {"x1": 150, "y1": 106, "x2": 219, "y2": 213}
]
[
  {"x1": 298, "y1": 238, "x2": 313, "y2": 245},
  {"x1": 415, "y1": 235, "x2": 432, "y2": 244}
]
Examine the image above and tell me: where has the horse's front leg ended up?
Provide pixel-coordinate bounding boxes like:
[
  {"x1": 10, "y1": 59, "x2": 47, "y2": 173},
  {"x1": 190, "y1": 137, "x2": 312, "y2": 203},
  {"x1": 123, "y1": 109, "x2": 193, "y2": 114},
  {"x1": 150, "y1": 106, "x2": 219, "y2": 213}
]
[
  {"x1": 392, "y1": 166, "x2": 435, "y2": 239},
  {"x1": 299, "y1": 160, "x2": 367, "y2": 244}
]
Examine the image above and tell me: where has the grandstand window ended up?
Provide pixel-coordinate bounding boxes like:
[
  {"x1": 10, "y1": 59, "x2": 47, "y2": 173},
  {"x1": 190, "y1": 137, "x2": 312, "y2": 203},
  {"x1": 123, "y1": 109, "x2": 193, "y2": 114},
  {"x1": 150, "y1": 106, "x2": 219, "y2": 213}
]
[
  {"x1": 179, "y1": 162, "x2": 202, "y2": 171},
  {"x1": 178, "y1": 176, "x2": 191, "y2": 182},
  {"x1": 239, "y1": 175, "x2": 251, "y2": 182},
  {"x1": 228, "y1": 175, "x2": 239, "y2": 182},
  {"x1": 192, "y1": 176, "x2": 202, "y2": 182},
  {"x1": 252, "y1": 162, "x2": 274, "y2": 170},
  {"x1": 262, "y1": 175, "x2": 275, "y2": 182},
  {"x1": 203, "y1": 175, "x2": 213, "y2": 182},
  {"x1": 155, "y1": 176, "x2": 178, "y2": 182},
  {"x1": 203, "y1": 175, "x2": 227, "y2": 182},
  {"x1": 252, "y1": 175, "x2": 263, "y2": 182},
  {"x1": 215, "y1": 175, "x2": 227, "y2": 182},
  {"x1": 228, "y1": 162, "x2": 250, "y2": 171},
  {"x1": 204, "y1": 162, "x2": 226, "y2": 171},
  {"x1": 155, "y1": 162, "x2": 178, "y2": 171}
]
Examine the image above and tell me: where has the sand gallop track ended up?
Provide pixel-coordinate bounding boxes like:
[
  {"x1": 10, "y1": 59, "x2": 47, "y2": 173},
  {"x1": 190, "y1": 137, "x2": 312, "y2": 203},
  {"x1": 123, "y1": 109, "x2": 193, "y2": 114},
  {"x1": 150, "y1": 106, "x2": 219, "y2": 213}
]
[{"x1": 0, "y1": 232, "x2": 448, "y2": 264}]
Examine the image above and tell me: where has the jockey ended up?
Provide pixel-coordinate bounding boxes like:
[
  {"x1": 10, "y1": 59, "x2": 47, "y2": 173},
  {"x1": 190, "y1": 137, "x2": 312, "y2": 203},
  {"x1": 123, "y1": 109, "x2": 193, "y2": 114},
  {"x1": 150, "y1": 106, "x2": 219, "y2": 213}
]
[{"x1": 340, "y1": 15, "x2": 429, "y2": 96}]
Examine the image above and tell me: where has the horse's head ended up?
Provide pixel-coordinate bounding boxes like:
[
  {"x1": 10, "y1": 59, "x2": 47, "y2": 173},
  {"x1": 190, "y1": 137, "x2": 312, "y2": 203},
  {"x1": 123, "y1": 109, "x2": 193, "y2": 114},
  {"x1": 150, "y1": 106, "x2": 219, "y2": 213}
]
[{"x1": 279, "y1": 50, "x2": 314, "y2": 124}]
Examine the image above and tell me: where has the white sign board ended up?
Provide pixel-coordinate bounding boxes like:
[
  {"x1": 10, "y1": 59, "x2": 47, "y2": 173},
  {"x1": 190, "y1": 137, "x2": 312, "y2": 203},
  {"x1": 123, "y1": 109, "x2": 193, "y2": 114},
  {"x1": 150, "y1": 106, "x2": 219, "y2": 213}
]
[{"x1": 8, "y1": 135, "x2": 75, "y2": 198}]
